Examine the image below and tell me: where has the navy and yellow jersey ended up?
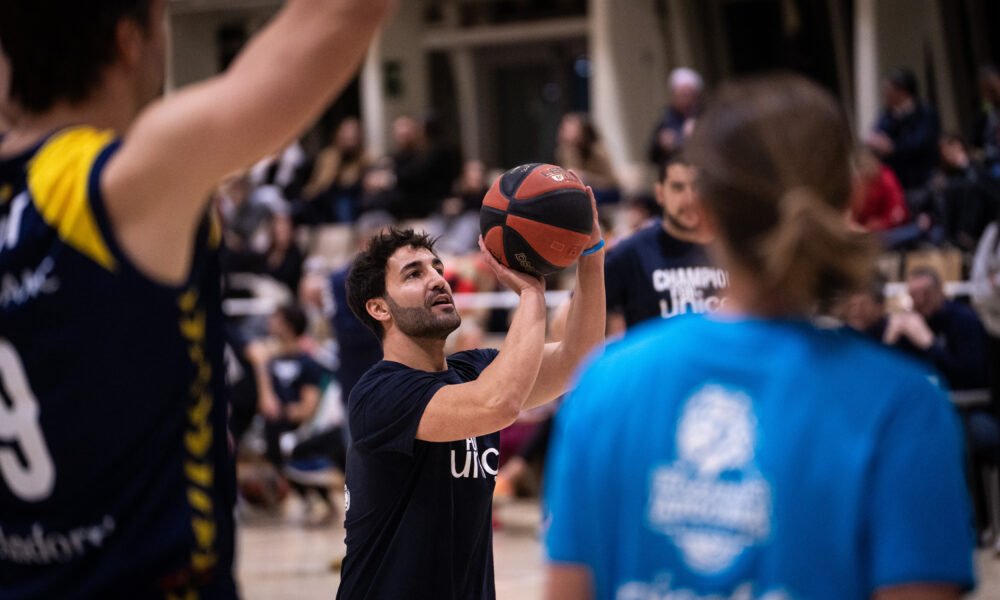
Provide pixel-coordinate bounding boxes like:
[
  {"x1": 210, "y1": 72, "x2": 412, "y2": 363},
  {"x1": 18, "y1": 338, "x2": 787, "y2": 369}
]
[{"x1": 0, "y1": 127, "x2": 236, "y2": 599}]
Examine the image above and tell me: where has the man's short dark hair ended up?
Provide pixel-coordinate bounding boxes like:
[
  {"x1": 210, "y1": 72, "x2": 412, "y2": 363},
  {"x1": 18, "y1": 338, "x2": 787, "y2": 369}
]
[
  {"x1": 908, "y1": 266, "x2": 943, "y2": 288},
  {"x1": 347, "y1": 228, "x2": 438, "y2": 341},
  {"x1": 886, "y1": 67, "x2": 919, "y2": 98},
  {"x1": 661, "y1": 152, "x2": 692, "y2": 182},
  {"x1": 0, "y1": 1, "x2": 153, "y2": 113},
  {"x1": 275, "y1": 304, "x2": 309, "y2": 337},
  {"x1": 941, "y1": 132, "x2": 968, "y2": 150}
]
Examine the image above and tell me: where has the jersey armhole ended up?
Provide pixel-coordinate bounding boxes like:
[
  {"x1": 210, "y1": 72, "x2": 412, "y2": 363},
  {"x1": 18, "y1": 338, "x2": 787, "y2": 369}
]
[{"x1": 87, "y1": 142, "x2": 216, "y2": 293}]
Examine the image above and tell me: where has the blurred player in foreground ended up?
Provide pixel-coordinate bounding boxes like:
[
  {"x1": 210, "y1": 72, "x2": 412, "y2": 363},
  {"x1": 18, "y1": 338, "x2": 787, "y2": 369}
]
[
  {"x1": 544, "y1": 75, "x2": 974, "y2": 600},
  {"x1": 0, "y1": 0, "x2": 390, "y2": 597}
]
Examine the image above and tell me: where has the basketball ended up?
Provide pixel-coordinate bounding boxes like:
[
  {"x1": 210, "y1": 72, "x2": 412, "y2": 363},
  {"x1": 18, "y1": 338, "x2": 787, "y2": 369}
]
[
  {"x1": 239, "y1": 465, "x2": 290, "y2": 510},
  {"x1": 480, "y1": 163, "x2": 594, "y2": 277}
]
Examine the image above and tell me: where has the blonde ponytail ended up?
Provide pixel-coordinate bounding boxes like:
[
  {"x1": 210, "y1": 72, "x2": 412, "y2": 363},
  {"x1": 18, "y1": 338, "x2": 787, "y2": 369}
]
[
  {"x1": 686, "y1": 74, "x2": 877, "y2": 315},
  {"x1": 759, "y1": 187, "x2": 876, "y2": 312}
]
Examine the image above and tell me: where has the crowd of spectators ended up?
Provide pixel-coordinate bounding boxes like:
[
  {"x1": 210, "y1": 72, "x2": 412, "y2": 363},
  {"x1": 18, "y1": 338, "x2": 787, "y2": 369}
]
[
  {"x1": 216, "y1": 63, "x2": 1000, "y2": 532},
  {"x1": 857, "y1": 66, "x2": 1000, "y2": 252}
]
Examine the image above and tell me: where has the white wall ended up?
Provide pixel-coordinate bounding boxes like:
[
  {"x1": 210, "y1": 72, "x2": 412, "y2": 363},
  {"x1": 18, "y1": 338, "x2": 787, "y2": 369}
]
[
  {"x1": 169, "y1": 7, "x2": 279, "y2": 88},
  {"x1": 361, "y1": 0, "x2": 430, "y2": 156},
  {"x1": 871, "y1": 0, "x2": 958, "y2": 132},
  {"x1": 589, "y1": 0, "x2": 668, "y2": 193},
  {"x1": 170, "y1": 13, "x2": 224, "y2": 88}
]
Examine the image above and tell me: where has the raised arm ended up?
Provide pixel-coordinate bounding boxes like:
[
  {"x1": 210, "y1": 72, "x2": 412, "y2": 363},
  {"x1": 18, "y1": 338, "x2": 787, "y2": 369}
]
[
  {"x1": 415, "y1": 242, "x2": 548, "y2": 442},
  {"x1": 103, "y1": 0, "x2": 393, "y2": 282},
  {"x1": 524, "y1": 188, "x2": 606, "y2": 409}
]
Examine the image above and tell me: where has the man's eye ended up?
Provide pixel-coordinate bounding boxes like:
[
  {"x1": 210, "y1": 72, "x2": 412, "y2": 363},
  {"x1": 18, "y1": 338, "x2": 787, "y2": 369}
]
[{"x1": 406, "y1": 271, "x2": 419, "y2": 279}]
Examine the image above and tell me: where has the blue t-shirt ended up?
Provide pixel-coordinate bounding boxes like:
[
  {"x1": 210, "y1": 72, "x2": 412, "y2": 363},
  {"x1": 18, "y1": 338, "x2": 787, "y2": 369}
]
[
  {"x1": 545, "y1": 315, "x2": 974, "y2": 600},
  {"x1": 337, "y1": 349, "x2": 500, "y2": 600},
  {"x1": 605, "y1": 223, "x2": 728, "y2": 329}
]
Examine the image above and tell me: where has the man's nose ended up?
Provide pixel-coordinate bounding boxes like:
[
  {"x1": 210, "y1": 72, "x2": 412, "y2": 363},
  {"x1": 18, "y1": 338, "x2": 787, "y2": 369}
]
[{"x1": 429, "y1": 270, "x2": 449, "y2": 291}]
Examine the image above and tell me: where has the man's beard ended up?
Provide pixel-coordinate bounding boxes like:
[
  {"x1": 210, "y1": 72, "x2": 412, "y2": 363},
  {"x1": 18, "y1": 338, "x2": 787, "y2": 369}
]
[
  {"x1": 385, "y1": 294, "x2": 461, "y2": 340},
  {"x1": 663, "y1": 207, "x2": 698, "y2": 234}
]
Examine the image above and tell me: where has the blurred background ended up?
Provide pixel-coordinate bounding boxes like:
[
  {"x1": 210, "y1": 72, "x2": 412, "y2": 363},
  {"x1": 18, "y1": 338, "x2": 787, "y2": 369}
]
[
  {"x1": 155, "y1": 2, "x2": 1000, "y2": 597},
  {"x1": 168, "y1": 0, "x2": 1000, "y2": 192}
]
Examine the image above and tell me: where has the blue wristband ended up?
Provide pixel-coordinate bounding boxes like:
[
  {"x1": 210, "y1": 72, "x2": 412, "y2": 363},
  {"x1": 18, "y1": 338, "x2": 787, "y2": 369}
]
[{"x1": 581, "y1": 239, "x2": 605, "y2": 256}]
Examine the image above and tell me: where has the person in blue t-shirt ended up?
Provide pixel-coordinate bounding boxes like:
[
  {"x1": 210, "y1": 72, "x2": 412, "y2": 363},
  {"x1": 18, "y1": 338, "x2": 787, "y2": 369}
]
[
  {"x1": 605, "y1": 154, "x2": 729, "y2": 333},
  {"x1": 337, "y1": 218, "x2": 605, "y2": 599},
  {"x1": 544, "y1": 75, "x2": 975, "y2": 600}
]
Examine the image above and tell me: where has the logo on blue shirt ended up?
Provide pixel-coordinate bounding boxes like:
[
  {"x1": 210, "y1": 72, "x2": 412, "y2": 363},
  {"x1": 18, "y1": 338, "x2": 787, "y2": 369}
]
[{"x1": 646, "y1": 385, "x2": 771, "y2": 573}]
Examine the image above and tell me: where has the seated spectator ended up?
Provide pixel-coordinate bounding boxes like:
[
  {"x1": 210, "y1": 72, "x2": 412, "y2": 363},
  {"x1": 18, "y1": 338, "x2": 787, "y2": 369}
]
[
  {"x1": 248, "y1": 304, "x2": 336, "y2": 525},
  {"x1": 493, "y1": 405, "x2": 555, "y2": 502},
  {"x1": 452, "y1": 158, "x2": 490, "y2": 214},
  {"x1": 372, "y1": 114, "x2": 461, "y2": 220},
  {"x1": 647, "y1": 67, "x2": 703, "y2": 169},
  {"x1": 263, "y1": 208, "x2": 304, "y2": 296},
  {"x1": 250, "y1": 140, "x2": 309, "y2": 200},
  {"x1": 901, "y1": 267, "x2": 989, "y2": 391},
  {"x1": 840, "y1": 274, "x2": 923, "y2": 358},
  {"x1": 865, "y1": 67, "x2": 940, "y2": 192},
  {"x1": 972, "y1": 65, "x2": 1000, "y2": 181},
  {"x1": 429, "y1": 159, "x2": 490, "y2": 255},
  {"x1": 555, "y1": 112, "x2": 619, "y2": 204},
  {"x1": 300, "y1": 117, "x2": 369, "y2": 224},
  {"x1": 218, "y1": 174, "x2": 274, "y2": 273},
  {"x1": 852, "y1": 147, "x2": 909, "y2": 232},
  {"x1": 934, "y1": 134, "x2": 998, "y2": 251}
]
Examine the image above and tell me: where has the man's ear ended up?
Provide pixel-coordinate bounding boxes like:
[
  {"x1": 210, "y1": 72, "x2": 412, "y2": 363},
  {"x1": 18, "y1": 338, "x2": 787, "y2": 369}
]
[
  {"x1": 366, "y1": 297, "x2": 391, "y2": 325},
  {"x1": 116, "y1": 18, "x2": 144, "y2": 70},
  {"x1": 654, "y1": 181, "x2": 666, "y2": 209}
]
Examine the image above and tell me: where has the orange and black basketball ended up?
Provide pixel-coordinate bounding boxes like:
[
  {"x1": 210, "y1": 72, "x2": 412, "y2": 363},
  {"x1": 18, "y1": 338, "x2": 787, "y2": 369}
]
[{"x1": 480, "y1": 163, "x2": 594, "y2": 277}]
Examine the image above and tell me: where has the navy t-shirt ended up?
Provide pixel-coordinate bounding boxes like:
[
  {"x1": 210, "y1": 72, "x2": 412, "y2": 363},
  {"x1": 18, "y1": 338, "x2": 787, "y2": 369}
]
[
  {"x1": 605, "y1": 223, "x2": 729, "y2": 328},
  {"x1": 0, "y1": 128, "x2": 236, "y2": 598},
  {"x1": 329, "y1": 265, "x2": 382, "y2": 400},
  {"x1": 337, "y1": 349, "x2": 500, "y2": 600},
  {"x1": 268, "y1": 352, "x2": 325, "y2": 405}
]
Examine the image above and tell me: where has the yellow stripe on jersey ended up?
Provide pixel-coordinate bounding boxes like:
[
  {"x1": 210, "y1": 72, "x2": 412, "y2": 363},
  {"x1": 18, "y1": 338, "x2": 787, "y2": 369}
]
[
  {"x1": 27, "y1": 127, "x2": 118, "y2": 271},
  {"x1": 207, "y1": 212, "x2": 222, "y2": 250}
]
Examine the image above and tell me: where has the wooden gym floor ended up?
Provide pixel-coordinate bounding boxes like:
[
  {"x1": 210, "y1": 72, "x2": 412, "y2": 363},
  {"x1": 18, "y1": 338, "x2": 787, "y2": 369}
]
[{"x1": 236, "y1": 495, "x2": 1000, "y2": 600}]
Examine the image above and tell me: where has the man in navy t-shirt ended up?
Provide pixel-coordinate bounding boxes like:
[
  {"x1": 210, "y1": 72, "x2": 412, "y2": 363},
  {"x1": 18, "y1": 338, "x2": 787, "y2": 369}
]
[
  {"x1": 605, "y1": 155, "x2": 729, "y2": 332},
  {"x1": 336, "y1": 216, "x2": 605, "y2": 599},
  {"x1": 252, "y1": 305, "x2": 327, "y2": 468}
]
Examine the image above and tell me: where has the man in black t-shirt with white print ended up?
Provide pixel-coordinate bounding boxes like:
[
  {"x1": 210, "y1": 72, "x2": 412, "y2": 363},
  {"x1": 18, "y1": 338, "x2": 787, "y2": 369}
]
[
  {"x1": 337, "y1": 218, "x2": 605, "y2": 599},
  {"x1": 605, "y1": 155, "x2": 729, "y2": 333}
]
